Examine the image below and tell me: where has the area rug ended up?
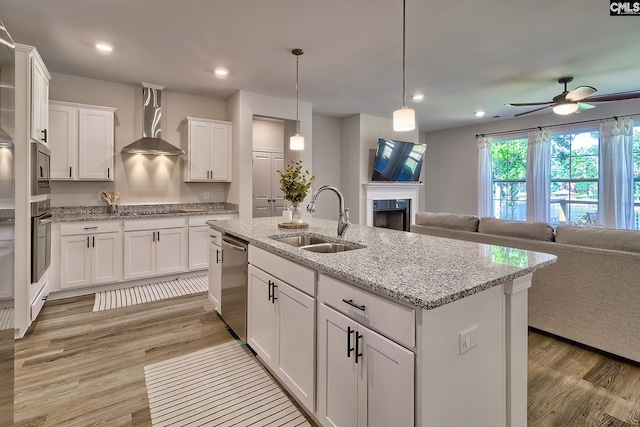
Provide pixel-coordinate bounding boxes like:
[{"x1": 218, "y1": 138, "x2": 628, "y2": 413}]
[
  {"x1": 144, "y1": 341, "x2": 310, "y2": 427},
  {"x1": 93, "y1": 276, "x2": 208, "y2": 312},
  {"x1": 0, "y1": 307, "x2": 13, "y2": 331}
]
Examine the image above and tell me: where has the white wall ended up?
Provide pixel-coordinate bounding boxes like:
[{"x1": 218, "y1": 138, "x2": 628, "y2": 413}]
[
  {"x1": 227, "y1": 90, "x2": 312, "y2": 219},
  {"x1": 423, "y1": 98, "x2": 640, "y2": 215},
  {"x1": 48, "y1": 72, "x2": 228, "y2": 206},
  {"x1": 252, "y1": 117, "x2": 284, "y2": 151},
  {"x1": 312, "y1": 114, "x2": 341, "y2": 220}
]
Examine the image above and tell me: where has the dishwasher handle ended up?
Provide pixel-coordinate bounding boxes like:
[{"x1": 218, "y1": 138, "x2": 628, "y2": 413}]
[{"x1": 222, "y1": 238, "x2": 247, "y2": 252}]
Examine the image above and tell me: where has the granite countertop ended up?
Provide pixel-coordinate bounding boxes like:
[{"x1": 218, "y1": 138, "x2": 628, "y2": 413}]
[
  {"x1": 53, "y1": 202, "x2": 238, "y2": 222},
  {"x1": 207, "y1": 217, "x2": 557, "y2": 310}
]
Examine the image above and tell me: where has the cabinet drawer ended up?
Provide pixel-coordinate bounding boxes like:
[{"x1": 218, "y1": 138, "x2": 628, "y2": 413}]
[
  {"x1": 208, "y1": 228, "x2": 223, "y2": 245},
  {"x1": 318, "y1": 273, "x2": 415, "y2": 348},
  {"x1": 60, "y1": 220, "x2": 121, "y2": 236},
  {"x1": 248, "y1": 245, "x2": 315, "y2": 296},
  {"x1": 124, "y1": 217, "x2": 186, "y2": 231},
  {"x1": 188, "y1": 214, "x2": 235, "y2": 226},
  {"x1": 30, "y1": 279, "x2": 50, "y2": 322}
]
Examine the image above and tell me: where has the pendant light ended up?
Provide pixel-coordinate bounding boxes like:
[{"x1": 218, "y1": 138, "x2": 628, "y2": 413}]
[
  {"x1": 393, "y1": 0, "x2": 415, "y2": 132},
  {"x1": 290, "y1": 48, "x2": 305, "y2": 150}
]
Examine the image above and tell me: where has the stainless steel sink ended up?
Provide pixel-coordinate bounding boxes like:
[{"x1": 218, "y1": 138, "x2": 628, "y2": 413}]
[
  {"x1": 272, "y1": 235, "x2": 332, "y2": 247},
  {"x1": 300, "y1": 242, "x2": 361, "y2": 253}
]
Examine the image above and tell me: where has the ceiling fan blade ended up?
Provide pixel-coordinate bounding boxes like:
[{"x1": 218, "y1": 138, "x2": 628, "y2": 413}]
[
  {"x1": 575, "y1": 103, "x2": 596, "y2": 113},
  {"x1": 505, "y1": 101, "x2": 554, "y2": 107},
  {"x1": 514, "y1": 105, "x2": 552, "y2": 117},
  {"x1": 566, "y1": 86, "x2": 597, "y2": 102},
  {"x1": 583, "y1": 91, "x2": 640, "y2": 102}
]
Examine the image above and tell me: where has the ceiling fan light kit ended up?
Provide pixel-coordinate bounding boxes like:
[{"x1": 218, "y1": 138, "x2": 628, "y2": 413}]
[
  {"x1": 393, "y1": 0, "x2": 416, "y2": 132},
  {"x1": 506, "y1": 76, "x2": 640, "y2": 117}
]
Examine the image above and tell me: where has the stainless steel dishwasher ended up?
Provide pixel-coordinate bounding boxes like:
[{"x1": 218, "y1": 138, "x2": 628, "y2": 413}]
[{"x1": 220, "y1": 234, "x2": 248, "y2": 342}]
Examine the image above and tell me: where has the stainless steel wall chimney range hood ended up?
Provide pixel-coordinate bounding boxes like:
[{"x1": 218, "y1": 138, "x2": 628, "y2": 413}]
[{"x1": 121, "y1": 83, "x2": 185, "y2": 156}]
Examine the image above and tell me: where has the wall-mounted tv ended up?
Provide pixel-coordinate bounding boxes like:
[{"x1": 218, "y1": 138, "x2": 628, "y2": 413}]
[{"x1": 371, "y1": 138, "x2": 426, "y2": 182}]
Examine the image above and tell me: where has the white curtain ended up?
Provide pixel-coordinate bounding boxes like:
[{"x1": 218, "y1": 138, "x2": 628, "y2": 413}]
[
  {"x1": 477, "y1": 136, "x2": 493, "y2": 217},
  {"x1": 598, "y1": 117, "x2": 634, "y2": 229},
  {"x1": 526, "y1": 128, "x2": 551, "y2": 223}
]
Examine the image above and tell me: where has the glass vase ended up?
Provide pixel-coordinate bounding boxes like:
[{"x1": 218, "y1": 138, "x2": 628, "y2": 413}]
[{"x1": 292, "y1": 203, "x2": 303, "y2": 223}]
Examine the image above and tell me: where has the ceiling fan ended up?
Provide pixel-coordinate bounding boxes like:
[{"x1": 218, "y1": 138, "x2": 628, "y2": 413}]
[{"x1": 505, "y1": 76, "x2": 640, "y2": 117}]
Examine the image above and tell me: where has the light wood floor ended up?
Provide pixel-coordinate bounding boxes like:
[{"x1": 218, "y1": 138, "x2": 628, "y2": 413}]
[{"x1": 14, "y1": 294, "x2": 640, "y2": 426}]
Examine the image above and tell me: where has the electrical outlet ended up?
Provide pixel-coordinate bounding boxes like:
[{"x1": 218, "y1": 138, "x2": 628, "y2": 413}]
[
  {"x1": 459, "y1": 325, "x2": 479, "y2": 355},
  {"x1": 203, "y1": 191, "x2": 210, "y2": 199}
]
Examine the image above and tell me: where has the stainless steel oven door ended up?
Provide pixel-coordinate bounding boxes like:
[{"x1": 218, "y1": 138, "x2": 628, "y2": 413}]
[
  {"x1": 31, "y1": 142, "x2": 51, "y2": 196},
  {"x1": 31, "y1": 200, "x2": 52, "y2": 283}
]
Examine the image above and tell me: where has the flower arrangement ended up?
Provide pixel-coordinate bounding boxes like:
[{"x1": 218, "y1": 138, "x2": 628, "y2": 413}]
[{"x1": 278, "y1": 160, "x2": 315, "y2": 204}]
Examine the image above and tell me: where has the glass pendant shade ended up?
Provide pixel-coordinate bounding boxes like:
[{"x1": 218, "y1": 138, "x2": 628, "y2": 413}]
[
  {"x1": 393, "y1": 106, "x2": 416, "y2": 131},
  {"x1": 553, "y1": 102, "x2": 579, "y2": 115},
  {"x1": 290, "y1": 134, "x2": 304, "y2": 150}
]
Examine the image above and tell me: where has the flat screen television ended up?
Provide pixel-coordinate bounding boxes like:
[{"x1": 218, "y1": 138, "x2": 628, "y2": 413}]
[{"x1": 371, "y1": 138, "x2": 426, "y2": 182}]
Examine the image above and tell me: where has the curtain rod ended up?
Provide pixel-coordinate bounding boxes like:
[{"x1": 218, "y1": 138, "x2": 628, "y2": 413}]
[{"x1": 475, "y1": 112, "x2": 640, "y2": 138}]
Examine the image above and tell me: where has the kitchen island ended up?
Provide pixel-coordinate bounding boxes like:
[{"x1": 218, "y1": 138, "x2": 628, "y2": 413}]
[{"x1": 208, "y1": 217, "x2": 556, "y2": 427}]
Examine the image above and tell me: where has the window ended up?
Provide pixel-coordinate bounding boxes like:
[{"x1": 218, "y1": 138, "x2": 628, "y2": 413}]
[
  {"x1": 491, "y1": 138, "x2": 527, "y2": 221},
  {"x1": 550, "y1": 130, "x2": 599, "y2": 225},
  {"x1": 634, "y1": 126, "x2": 640, "y2": 230}
]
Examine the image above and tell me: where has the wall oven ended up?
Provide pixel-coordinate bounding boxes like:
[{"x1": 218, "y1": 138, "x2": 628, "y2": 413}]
[
  {"x1": 31, "y1": 142, "x2": 51, "y2": 196},
  {"x1": 31, "y1": 199, "x2": 52, "y2": 283}
]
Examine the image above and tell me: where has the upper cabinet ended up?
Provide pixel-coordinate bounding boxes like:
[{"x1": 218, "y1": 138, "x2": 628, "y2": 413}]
[
  {"x1": 183, "y1": 117, "x2": 232, "y2": 182},
  {"x1": 16, "y1": 45, "x2": 51, "y2": 146},
  {"x1": 49, "y1": 101, "x2": 116, "y2": 181}
]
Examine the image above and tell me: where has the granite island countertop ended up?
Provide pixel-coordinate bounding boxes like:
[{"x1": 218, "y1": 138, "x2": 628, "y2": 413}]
[
  {"x1": 207, "y1": 217, "x2": 557, "y2": 310},
  {"x1": 53, "y1": 202, "x2": 238, "y2": 222}
]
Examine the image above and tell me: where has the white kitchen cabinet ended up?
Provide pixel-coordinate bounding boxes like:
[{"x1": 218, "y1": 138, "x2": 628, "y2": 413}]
[
  {"x1": 188, "y1": 214, "x2": 235, "y2": 271},
  {"x1": 0, "y1": 227, "x2": 13, "y2": 299},
  {"x1": 60, "y1": 222, "x2": 122, "y2": 289},
  {"x1": 252, "y1": 151, "x2": 285, "y2": 218},
  {"x1": 247, "y1": 264, "x2": 315, "y2": 412},
  {"x1": 317, "y1": 303, "x2": 414, "y2": 427},
  {"x1": 49, "y1": 101, "x2": 116, "y2": 181},
  {"x1": 208, "y1": 229, "x2": 222, "y2": 313},
  {"x1": 123, "y1": 218, "x2": 187, "y2": 280},
  {"x1": 30, "y1": 49, "x2": 50, "y2": 146},
  {"x1": 183, "y1": 117, "x2": 232, "y2": 182}
]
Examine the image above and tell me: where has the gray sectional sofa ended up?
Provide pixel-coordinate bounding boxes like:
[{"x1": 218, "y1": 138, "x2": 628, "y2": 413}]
[{"x1": 411, "y1": 212, "x2": 640, "y2": 363}]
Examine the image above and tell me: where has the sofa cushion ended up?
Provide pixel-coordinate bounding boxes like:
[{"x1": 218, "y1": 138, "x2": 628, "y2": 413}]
[
  {"x1": 478, "y1": 217, "x2": 555, "y2": 242},
  {"x1": 555, "y1": 226, "x2": 640, "y2": 253},
  {"x1": 414, "y1": 212, "x2": 479, "y2": 232}
]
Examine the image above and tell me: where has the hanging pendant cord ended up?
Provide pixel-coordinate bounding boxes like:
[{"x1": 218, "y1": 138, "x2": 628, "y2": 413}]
[
  {"x1": 402, "y1": 0, "x2": 407, "y2": 108},
  {"x1": 296, "y1": 53, "x2": 300, "y2": 134}
]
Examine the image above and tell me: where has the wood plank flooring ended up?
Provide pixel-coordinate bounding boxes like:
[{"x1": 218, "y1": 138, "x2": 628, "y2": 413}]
[{"x1": 14, "y1": 294, "x2": 640, "y2": 426}]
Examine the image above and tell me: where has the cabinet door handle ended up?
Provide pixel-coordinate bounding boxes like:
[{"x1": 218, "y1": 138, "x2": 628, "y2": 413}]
[
  {"x1": 271, "y1": 283, "x2": 277, "y2": 304},
  {"x1": 347, "y1": 326, "x2": 354, "y2": 359},
  {"x1": 342, "y1": 299, "x2": 366, "y2": 311},
  {"x1": 268, "y1": 280, "x2": 273, "y2": 302},
  {"x1": 355, "y1": 331, "x2": 363, "y2": 364},
  {"x1": 84, "y1": 226, "x2": 97, "y2": 230},
  {"x1": 69, "y1": 166, "x2": 72, "y2": 178},
  {"x1": 92, "y1": 236, "x2": 95, "y2": 247},
  {"x1": 107, "y1": 167, "x2": 110, "y2": 179},
  {"x1": 42, "y1": 129, "x2": 47, "y2": 143},
  {"x1": 87, "y1": 236, "x2": 90, "y2": 248},
  {"x1": 157, "y1": 231, "x2": 160, "y2": 241},
  {"x1": 40, "y1": 166, "x2": 43, "y2": 178},
  {"x1": 153, "y1": 231, "x2": 156, "y2": 242},
  {"x1": 216, "y1": 249, "x2": 221, "y2": 264}
]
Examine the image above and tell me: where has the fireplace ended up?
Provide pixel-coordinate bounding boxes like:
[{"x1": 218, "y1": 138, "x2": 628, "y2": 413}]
[
  {"x1": 363, "y1": 182, "x2": 422, "y2": 229},
  {"x1": 373, "y1": 199, "x2": 410, "y2": 231}
]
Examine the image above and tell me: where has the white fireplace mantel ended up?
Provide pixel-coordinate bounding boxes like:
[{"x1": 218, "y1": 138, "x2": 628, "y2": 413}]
[{"x1": 363, "y1": 182, "x2": 423, "y2": 227}]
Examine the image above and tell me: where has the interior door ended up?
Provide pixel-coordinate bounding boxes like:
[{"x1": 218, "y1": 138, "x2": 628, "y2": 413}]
[
  {"x1": 271, "y1": 153, "x2": 285, "y2": 217},
  {"x1": 252, "y1": 151, "x2": 273, "y2": 217}
]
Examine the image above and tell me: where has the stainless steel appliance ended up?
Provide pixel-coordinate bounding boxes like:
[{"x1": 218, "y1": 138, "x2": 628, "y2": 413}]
[
  {"x1": 31, "y1": 142, "x2": 51, "y2": 196},
  {"x1": 220, "y1": 234, "x2": 248, "y2": 342},
  {"x1": 31, "y1": 199, "x2": 52, "y2": 283}
]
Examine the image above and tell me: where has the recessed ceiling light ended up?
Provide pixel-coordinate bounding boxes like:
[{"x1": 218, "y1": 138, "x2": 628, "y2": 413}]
[
  {"x1": 95, "y1": 42, "x2": 113, "y2": 53},
  {"x1": 412, "y1": 94, "x2": 424, "y2": 102},
  {"x1": 214, "y1": 67, "x2": 229, "y2": 78},
  {"x1": 475, "y1": 111, "x2": 486, "y2": 117}
]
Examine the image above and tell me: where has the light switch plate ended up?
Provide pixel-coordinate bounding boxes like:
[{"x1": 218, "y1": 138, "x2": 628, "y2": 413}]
[{"x1": 459, "y1": 324, "x2": 479, "y2": 355}]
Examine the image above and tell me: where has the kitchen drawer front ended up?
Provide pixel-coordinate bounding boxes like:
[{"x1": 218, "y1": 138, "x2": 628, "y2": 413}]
[
  {"x1": 124, "y1": 217, "x2": 186, "y2": 231},
  {"x1": 208, "y1": 228, "x2": 223, "y2": 245},
  {"x1": 60, "y1": 220, "x2": 121, "y2": 236},
  {"x1": 189, "y1": 214, "x2": 235, "y2": 227},
  {"x1": 248, "y1": 245, "x2": 315, "y2": 296},
  {"x1": 30, "y1": 279, "x2": 50, "y2": 322},
  {"x1": 318, "y1": 273, "x2": 415, "y2": 348}
]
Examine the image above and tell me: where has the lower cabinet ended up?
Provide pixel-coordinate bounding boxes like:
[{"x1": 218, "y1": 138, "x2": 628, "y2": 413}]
[
  {"x1": 0, "y1": 227, "x2": 13, "y2": 299},
  {"x1": 123, "y1": 218, "x2": 187, "y2": 280},
  {"x1": 317, "y1": 303, "x2": 414, "y2": 427},
  {"x1": 208, "y1": 232, "x2": 222, "y2": 313},
  {"x1": 60, "y1": 222, "x2": 122, "y2": 289},
  {"x1": 247, "y1": 264, "x2": 315, "y2": 412}
]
